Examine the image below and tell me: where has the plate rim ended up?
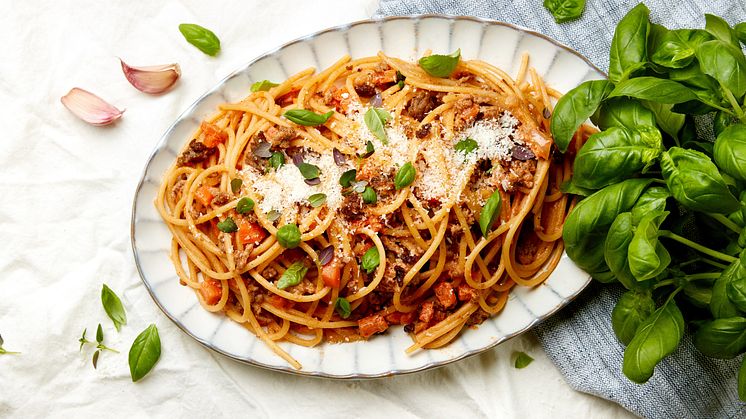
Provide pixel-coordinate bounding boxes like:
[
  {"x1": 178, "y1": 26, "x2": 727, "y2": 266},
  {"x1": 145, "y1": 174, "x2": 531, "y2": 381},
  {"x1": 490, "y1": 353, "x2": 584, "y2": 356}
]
[{"x1": 130, "y1": 13, "x2": 603, "y2": 380}]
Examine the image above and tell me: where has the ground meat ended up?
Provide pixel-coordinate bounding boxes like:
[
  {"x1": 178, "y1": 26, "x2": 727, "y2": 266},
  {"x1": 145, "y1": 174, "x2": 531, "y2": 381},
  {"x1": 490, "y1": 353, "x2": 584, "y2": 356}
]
[
  {"x1": 457, "y1": 283, "x2": 478, "y2": 302},
  {"x1": 380, "y1": 264, "x2": 405, "y2": 293},
  {"x1": 415, "y1": 123, "x2": 431, "y2": 138},
  {"x1": 177, "y1": 139, "x2": 213, "y2": 166},
  {"x1": 353, "y1": 76, "x2": 376, "y2": 97},
  {"x1": 234, "y1": 246, "x2": 254, "y2": 271},
  {"x1": 453, "y1": 96, "x2": 480, "y2": 131},
  {"x1": 264, "y1": 126, "x2": 296, "y2": 148},
  {"x1": 405, "y1": 90, "x2": 441, "y2": 121},
  {"x1": 288, "y1": 279, "x2": 316, "y2": 295},
  {"x1": 500, "y1": 158, "x2": 537, "y2": 191},
  {"x1": 479, "y1": 105, "x2": 503, "y2": 121},
  {"x1": 170, "y1": 177, "x2": 187, "y2": 201},
  {"x1": 211, "y1": 191, "x2": 232, "y2": 207},
  {"x1": 261, "y1": 266, "x2": 278, "y2": 280},
  {"x1": 340, "y1": 193, "x2": 366, "y2": 223},
  {"x1": 466, "y1": 308, "x2": 490, "y2": 326}
]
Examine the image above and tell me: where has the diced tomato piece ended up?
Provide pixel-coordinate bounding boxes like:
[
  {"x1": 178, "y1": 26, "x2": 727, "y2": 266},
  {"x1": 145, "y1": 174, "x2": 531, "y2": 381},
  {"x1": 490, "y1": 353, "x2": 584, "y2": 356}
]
[
  {"x1": 277, "y1": 90, "x2": 299, "y2": 107},
  {"x1": 199, "y1": 278, "x2": 223, "y2": 305},
  {"x1": 457, "y1": 283, "x2": 478, "y2": 302},
  {"x1": 321, "y1": 262, "x2": 341, "y2": 288},
  {"x1": 385, "y1": 311, "x2": 416, "y2": 325},
  {"x1": 268, "y1": 294, "x2": 293, "y2": 309},
  {"x1": 238, "y1": 218, "x2": 267, "y2": 245},
  {"x1": 419, "y1": 301, "x2": 435, "y2": 324},
  {"x1": 434, "y1": 282, "x2": 457, "y2": 309},
  {"x1": 200, "y1": 122, "x2": 228, "y2": 148},
  {"x1": 194, "y1": 185, "x2": 214, "y2": 206},
  {"x1": 358, "y1": 314, "x2": 389, "y2": 338}
]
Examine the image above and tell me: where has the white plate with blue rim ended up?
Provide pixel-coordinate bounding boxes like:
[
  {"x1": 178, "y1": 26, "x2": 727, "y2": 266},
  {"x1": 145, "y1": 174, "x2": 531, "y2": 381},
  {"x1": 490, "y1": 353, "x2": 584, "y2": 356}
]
[{"x1": 131, "y1": 15, "x2": 603, "y2": 378}]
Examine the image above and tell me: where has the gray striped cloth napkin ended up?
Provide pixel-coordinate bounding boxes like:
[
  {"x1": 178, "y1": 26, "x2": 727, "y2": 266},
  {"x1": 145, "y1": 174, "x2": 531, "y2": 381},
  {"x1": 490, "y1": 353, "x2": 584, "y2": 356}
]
[{"x1": 375, "y1": 1, "x2": 746, "y2": 417}]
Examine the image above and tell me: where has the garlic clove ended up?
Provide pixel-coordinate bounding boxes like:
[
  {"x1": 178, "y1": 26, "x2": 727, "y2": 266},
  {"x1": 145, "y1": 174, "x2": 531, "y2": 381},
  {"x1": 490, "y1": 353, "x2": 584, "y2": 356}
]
[
  {"x1": 60, "y1": 88, "x2": 124, "y2": 126},
  {"x1": 120, "y1": 59, "x2": 181, "y2": 94}
]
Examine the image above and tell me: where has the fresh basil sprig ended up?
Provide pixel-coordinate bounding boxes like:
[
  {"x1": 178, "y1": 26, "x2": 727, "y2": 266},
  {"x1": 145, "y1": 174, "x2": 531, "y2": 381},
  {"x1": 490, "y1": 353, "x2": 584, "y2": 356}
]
[
  {"x1": 283, "y1": 109, "x2": 333, "y2": 126},
  {"x1": 479, "y1": 190, "x2": 502, "y2": 237},
  {"x1": 178, "y1": 23, "x2": 221, "y2": 56},
  {"x1": 129, "y1": 324, "x2": 161, "y2": 382},
  {"x1": 394, "y1": 162, "x2": 416, "y2": 190},
  {"x1": 251, "y1": 80, "x2": 279, "y2": 92},
  {"x1": 364, "y1": 108, "x2": 391, "y2": 144},
  {"x1": 81, "y1": 324, "x2": 118, "y2": 369},
  {"x1": 277, "y1": 262, "x2": 309, "y2": 290},
  {"x1": 361, "y1": 246, "x2": 380, "y2": 274},
  {"x1": 276, "y1": 224, "x2": 301, "y2": 248},
  {"x1": 418, "y1": 49, "x2": 461, "y2": 78},
  {"x1": 101, "y1": 284, "x2": 127, "y2": 332},
  {"x1": 543, "y1": 0, "x2": 585, "y2": 24}
]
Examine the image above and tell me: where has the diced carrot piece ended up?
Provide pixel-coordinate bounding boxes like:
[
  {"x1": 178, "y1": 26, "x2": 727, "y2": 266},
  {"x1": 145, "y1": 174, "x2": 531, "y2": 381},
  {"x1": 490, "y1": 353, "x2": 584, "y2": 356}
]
[
  {"x1": 358, "y1": 314, "x2": 388, "y2": 338},
  {"x1": 201, "y1": 122, "x2": 228, "y2": 148},
  {"x1": 385, "y1": 311, "x2": 416, "y2": 325},
  {"x1": 268, "y1": 294, "x2": 293, "y2": 309},
  {"x1": 434, "y1": 282, "x2": 457, "y2": 309},
  {"x1": 321, "y1": 262, "x2": 341, "y2": 288},
  {"x1": 419, "y1": 301, "x2": 435, "y2": 323},
  {"x1": 199, "y1": 278, "x2": 223, "y2": 305},
  {"x1": 195, "y1": 185, "x2": 214, "y2": 206},
  {"x1": 238, "y1": 218, "x2": 267, "y2": 245}
]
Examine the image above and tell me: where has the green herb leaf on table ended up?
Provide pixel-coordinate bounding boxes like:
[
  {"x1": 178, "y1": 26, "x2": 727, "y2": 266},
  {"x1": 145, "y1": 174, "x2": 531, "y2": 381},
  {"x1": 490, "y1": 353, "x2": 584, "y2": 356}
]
[
  {"x1": 276, "y1": 262, "x2": 309, "y2": 290},
  {"x1": 251, "y1": 80, "x2": 279, "y2": 92},
  {"x1": 178, "y1": 23, "x2": 221, "y2": 56},
  {"x1": 479, "y1": 190, "x2": 502, "y2": 237},
  {"x1": 129, "y1": 324, "x2": 161, "y2": 382},
  {"x1": 236, "y1": 197, "x2": 255, "y2": 214},
  {"x1": 550, "y1": 80, "x2": 613, "y2": 152},
  {"x1": 513, "y1": 351, "x2": 534, "y2": 369},
  {"x1": 394, "y1": 162, "x2": 416, "y2": 190},
  {"x1": 217, "y1": 217, "x2": 238, "y2": 233},
  {"x1": 418, "y1": 49, "x2": 461, "y2": 78},
  {"x1": 0, "y1": 333, "x2": 19, "y2": 355},
  {"x1": 364, "y1": 108, "x2": 391, "y2": 144},
  {"x1": 335, "y1": 297, "x2": 352, "y2": 319},
  {"x1": 361, "y1": 246, "x2": 380, "y2": 274},
  {"x1": 101, "y1": 284, "x2": 127, "y2": 332},
  {"x1": 276, "y1": 224, "x2": 301, "y2": 249},
  {"x1": 79, "y1": 329, "x2": 90, "y2": 352},
  {"x1": 283, "y1": 109, "x2": 333, "y2": 126},
  {"x1": 543, "y1": 0, "x2": 585, "y2": 24},
  {"x1": 96, "y1": 323, "x2": 104, "y2": 344}
]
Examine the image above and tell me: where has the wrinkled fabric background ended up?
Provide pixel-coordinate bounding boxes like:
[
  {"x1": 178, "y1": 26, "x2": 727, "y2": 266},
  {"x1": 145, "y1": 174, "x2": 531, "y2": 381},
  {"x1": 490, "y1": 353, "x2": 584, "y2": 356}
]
[{"x1": 376, "y1": 0, "x2": 746, "y2": 418}]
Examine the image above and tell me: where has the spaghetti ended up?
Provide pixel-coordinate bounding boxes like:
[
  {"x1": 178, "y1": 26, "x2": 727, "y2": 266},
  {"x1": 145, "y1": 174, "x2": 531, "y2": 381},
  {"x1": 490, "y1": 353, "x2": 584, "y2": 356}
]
[{"x1": 156, "y1": 51, "x2": 590, "y2": 369}]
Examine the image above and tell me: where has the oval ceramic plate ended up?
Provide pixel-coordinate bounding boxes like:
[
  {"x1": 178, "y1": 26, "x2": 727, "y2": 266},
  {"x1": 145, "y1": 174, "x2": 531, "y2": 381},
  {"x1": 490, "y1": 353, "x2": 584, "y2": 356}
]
[{"x1": 131, "y1": 15, "x2": 603, "y2": 378}]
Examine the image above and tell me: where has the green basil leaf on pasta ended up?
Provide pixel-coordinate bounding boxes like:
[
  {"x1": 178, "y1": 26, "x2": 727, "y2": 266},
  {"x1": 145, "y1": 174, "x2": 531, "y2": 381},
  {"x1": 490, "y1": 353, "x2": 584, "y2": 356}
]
[
  {"x1": 297, "y1": 162, "x2": 320, "y2": 180},
  {"x1": 236, "y1": 197, "x2": 255, "y2": 214},
  {"x1": 230, "y1": 178, "x2": 243, "y2": 194},
  {"x1": 454, "y1": 137, "x2": 478, "y2": 155},
  {"x1": 276, "y1": 224, "x2": 301, "y2": 248},
  {"x1": 418, "y1": 49, "x2": 461, "y2": 78},
  {"x1": 270, "y1": 152, "x2": 285, "y2": 170},
  {"x1": 479, "y1": 190, "x2": 502, "y2": 237},
  {"x1": 217, "y1": 217, "x2": 238, "y2": 233},
  {"x1": 362, "y1": 187, "x2": 377, "y2": 204},
  {"x1": 335, "y1": 297, "x2": 352, "y2": 319},
  {"x1": 543, "y1": 0, "x2": 585, "y2": 24},
  {"x1": 251, "y1": 80, "x2": 279, "y2": 92},
  {"x1": 308, "y1": 193, "x2": 327, "y2": 208},
  {"x1": 128, "y1": 324, "x2": 161, "y2": 382},
  {"x1": 339, "y1": 169, "x2": 357, "y2": 187},
  {"x1": 283, "y1": 109, "x2": 333, "y2": 126},
  {"x1": 395, "y1": 70, "x2": 406, "y2": 89},
  {"x1": 178, "y1": 23, "x2": 221, "y2": 56},
  {"x1": 394, "y1": 162, "x2": 416, "y2": 190},
  {"x1": 364, "y1": 108, "x2": 391, "y2": 144},
  {"x1": 513, "y1": 351, "x2": 534, "y2": 369},
  {"x1": 266, "y1": 210, "x2": 281, "y2": 222},
  {"x1": 101, "y1": 284, "x2": 127, "y2": 332},
  {"x1": 361, "y1": 246, "x2": 380, "y2": 274},
  {"x1": 276, "y1": 262, "x2": 309, "y2": 290}
]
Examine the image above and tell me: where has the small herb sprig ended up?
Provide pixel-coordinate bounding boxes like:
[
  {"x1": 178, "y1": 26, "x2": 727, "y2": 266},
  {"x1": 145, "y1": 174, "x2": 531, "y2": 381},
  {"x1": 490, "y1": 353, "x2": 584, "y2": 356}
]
[
  {"x1": 0, "y1": 334, "x2": 20, "y2": 355},
  {"x1": 79, "y1": 324, "x2": 119, "y2": 369}
]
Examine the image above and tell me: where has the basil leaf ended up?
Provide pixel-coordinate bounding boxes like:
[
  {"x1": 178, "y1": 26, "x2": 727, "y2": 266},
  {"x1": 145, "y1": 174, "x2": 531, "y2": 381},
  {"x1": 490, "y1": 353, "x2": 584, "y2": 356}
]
[
  {"x1": 454, "y1": 137, "x2": 478, "y2": 155},
  {"x1": 418, "y1": 49, "x2": 461, "y2": 78},
  {"x1": 308, "y1": 193, "x2": 327, "y2": 208},
  {"x1": 622, "y1": 296, "x2": 684, "y2": 383},
  {"x1": 593, "y1": 98, "x2": 656, "y2": 131},
  {"x1": 694, "y1": 317, "x2": 746, "y2": 359},
  {"x1": 660, "y1": 147, "x2": 740, "y2": 213},
  {"x1": 128, "y1": 324, "x2": 161, "y2": 382},
  {"x1": 704, "y1": 14, "x2": 740, "y2": 47},
  {"x1": 276, "y1": 224, "x2": 301, "y2": 248},
  {"x1": 668, "y1": 64, "x2": 724, "y2": 110},
  {"x1": 318, "y1": 246, "x2": 334, "y2": 266},
  {"x1": 608, "y1": 3, "x2": 650, "y2": 83},
  {"x1": 604, "y1": 212, "x2": 638, "y2": 290},
  {"x1": 651, "y1": 29, "x2": 712, "y2": 69},
  {"x1": 394, "y1": 162, "x2": 416, "y2": 190},
  {"x1": 266, "y1": 210, "x2": 281, "y2": 222},
  {"x1": 612, "y1": 290, "x2": 656, "y2": 345},
  {"x1": 361, "y1": 246, "x2": 380, "y2": 274},
  {"x1": 269, "y1": 152, "x2": 285, "y2": 170},
  {"x1": 96, "y1": 323, "x2": 104, "y2": 344},
  {"x1": 573, "y1": 126, "x2": 663, "y2": 190},
  {"x1": 364, "y1": 108, "x2": 390, "y2": 144},
  {"x1": 358, "y1": 140, "x2": 375, "y2": 159},
  {"x1": 283, "y1": 109, "x2": 333, "y2": 126},
  {"x1": 101, "y1": 284, "x2": 127, "y2": 332},
  {"x1": 641, "y1": 101, "x2": 685, "y2": 140},
  {"x1": 339, "y1": 169, "x2": 357, "y2": 187},
  {"x1": 559, "y1": 180, "x2": 595, "y2": 197},
  {"x1": 276, "y1": 262, "x2": 309, "y2": 290},
  {"x1": 178, "y1": 23, "x2": 221, "y2": 56},
  {"x1": 543, "y1": 0, "x2": 585, "y2": 24},
  {"x1": 79, "y1": 329, "x2": 88, "y2": 351},
  {"x1": 513, "y1": 351, "x2": 534, "y2": 369},
  {"x1": 479, "y1": 190, "x2": 502, "y2": 237},
  {"x1": 563, "y1": 178, "x2": 654, "y2": 275},
  {"x1": 297, "y1": 162, "x2": 320, "y2": 180},
  {"x1": 251, "y1": 80, "x2": 279, "y2": 92},
  {"x1": 630, "y1": 186, "x2": 670, "y2": 225},
  {"x1": 362, "y1": 186, "x2": 377, "y2": 204},
  {"x1": 92, "y1": 350, "x2": 100, "y2": 369},
  {"x1": 608, "y1": 77, "x2": 697, "y2": 104},
  {"x1": 714, "y1": 124, "x2": 746, "y2": 182},
  {"x1": 230, "y1": 178, "x2": 242, "y2": 194},
  {"x1": 737, "y1": 22, "x2": 746, "y2": 44},
  {"x1": 550, "y1": 80, "x2": 613, "y2": 153},
  {"x1": 217, "y1": 217, "x2": 238, "y2": 233},
  {"x1": 712, "y1": 261, "x2": 746, "y2": 319},
  {"x1": 696, "y1": 40, "x2": 746, "y2": 98},
  {"x1": 236, "y1": 197, "x2": 255, "y2": 214},
  {"x1": 335, "y1": 297, "x2": 352, "y2": 319},
  {"x1": 628, "y1": 211, "x2": 671, "y2": 281}
]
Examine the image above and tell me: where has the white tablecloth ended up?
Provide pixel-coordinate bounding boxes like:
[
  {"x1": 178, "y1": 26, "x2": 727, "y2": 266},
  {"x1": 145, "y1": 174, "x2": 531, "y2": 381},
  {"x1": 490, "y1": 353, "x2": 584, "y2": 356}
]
[{"x1": 0, "y1": 1, "x2": 633, "y2": 417}]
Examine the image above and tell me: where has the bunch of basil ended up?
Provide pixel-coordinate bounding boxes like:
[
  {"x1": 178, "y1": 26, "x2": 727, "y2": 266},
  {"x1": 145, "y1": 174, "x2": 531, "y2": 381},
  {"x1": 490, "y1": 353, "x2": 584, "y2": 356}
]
[{"x1": 551, "y1": 3, "x2": 746, "y2": 398}]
